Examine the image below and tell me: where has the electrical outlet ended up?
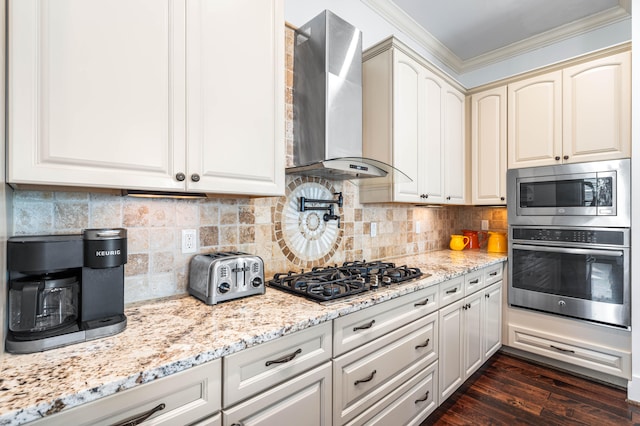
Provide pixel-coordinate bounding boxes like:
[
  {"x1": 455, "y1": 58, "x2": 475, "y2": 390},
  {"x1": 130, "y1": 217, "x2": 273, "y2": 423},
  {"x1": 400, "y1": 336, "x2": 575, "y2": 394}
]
[
  {"x1": 415, "y1": 221, "x2": 421, "y2": 234},
  {"x1": 481, "y1": 220, "x2": 489, "y2": 231},
  {"x1": 182, "y1": 229, "x2": 197, "y2": 254},
  {"x1": 370, "y1": 222, "x2": 377, "y2": 237}
]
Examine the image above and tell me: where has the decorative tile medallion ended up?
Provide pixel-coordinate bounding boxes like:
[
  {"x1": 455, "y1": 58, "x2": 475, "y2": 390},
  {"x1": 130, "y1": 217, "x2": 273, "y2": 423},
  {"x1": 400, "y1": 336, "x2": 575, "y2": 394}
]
[{"x1": 275, "y1": 177, "x2": 343, "y2": 267}]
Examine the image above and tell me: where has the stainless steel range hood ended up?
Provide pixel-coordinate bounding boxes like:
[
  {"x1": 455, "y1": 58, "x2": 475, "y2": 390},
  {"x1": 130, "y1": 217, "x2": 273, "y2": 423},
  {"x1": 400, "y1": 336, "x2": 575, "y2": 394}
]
[{"x1": 288, "y1": 10, "x2": 409, "y2": 182}]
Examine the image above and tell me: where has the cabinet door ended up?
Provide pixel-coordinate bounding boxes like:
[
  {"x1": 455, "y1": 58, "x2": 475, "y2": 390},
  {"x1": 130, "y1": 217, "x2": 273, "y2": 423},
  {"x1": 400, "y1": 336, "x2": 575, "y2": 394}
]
[
  {"x1": 186, "y1": 0, "x2": 284, "y2": 196},
  {"x1": 223, "y1": 362, "x2": 332, "y2": 426},
  {"x1": 421, "y1": 72, "x2": 445, "y2": 203},
  {"x1": 507, "y1": 71, "x2": 562, "y2": 169},
  {"x1": 471, "y1": 86, "x2": 507, "y2": 205},
  {"x1": 563, "y1": 51, "x2": 631, "y2": 164},
  {"x1": 8, "y1": 0, "x2": 186, "y2": 191},
  {"x1": 442, "y1": 84, "x2": 467, "y2": 204},
  {"x1": 393, "y1": 50, "x2": 423, "y2": 203},
  {"x1": 438, "y1": 299, "x2": 464, "y2": 402},
  {"x1": 483, "y1": 281, "x2": 503, "y2": 360},
  {"x1": 463, "y1": 292, "x2": 483, "y2": 379}
]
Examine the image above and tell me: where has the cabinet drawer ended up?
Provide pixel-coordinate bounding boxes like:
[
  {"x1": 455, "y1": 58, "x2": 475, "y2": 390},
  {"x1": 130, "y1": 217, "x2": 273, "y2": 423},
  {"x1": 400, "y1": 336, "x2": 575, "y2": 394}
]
[
  {"x1": 509, "y1": 325, "x2": 631, "y2": 379},
  {"x1": 439, "y1": 276, "x2": 464, "y2": 306},
  {"x1": 29, "y1": 359, "x2": 221, "y2": 426},
  {"x1": 484, "y1": 263, "x2": 503, "y2": 285},
  {"x1": 223, "y1": 362, "x2": 332, "y2": 426},
  {"x1": 464, "y1": 269, "x2": 484, "y2": 295},
  {"x1": 333, "y1": 312, "x2": 438, "y2": 425},
  {"x1": 345, "y1": 360, "x2": 438, "y2": 426},
  {"x1": 223, "y1": 322, "x2": 332, "y2": 406},
  {"x1": 334, "y1": 285, "x2": 439, "y2": 356}
]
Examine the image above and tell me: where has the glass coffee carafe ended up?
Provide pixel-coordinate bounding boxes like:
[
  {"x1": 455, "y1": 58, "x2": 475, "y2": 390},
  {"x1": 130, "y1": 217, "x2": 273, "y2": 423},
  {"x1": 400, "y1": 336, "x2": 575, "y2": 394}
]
[{"x1": 9, "y1": 273, "x2": 79, "y2": 335}]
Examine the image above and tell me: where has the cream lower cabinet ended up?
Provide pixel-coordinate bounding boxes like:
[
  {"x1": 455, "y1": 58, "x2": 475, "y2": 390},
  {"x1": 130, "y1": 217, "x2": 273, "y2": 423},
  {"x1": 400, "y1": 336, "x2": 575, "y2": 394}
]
[
  {"x1": 333, "y1": 285, "x2": 440, "y2": 425},
  {"x1": 28, "y1": 359, "x2": 222, "y2": 426},
  {"x1": 222, "y1": 322, "x2": 333, "y2": 425},
  {"x1": 438, "y1": 266, "x2": 504, "y2": 402},
  {"x1": 8, "y1": 0, "x2": 284, "y2": 197},
  {"x1": 360, "y1": 38, "x2": 466, "y2": 205},
  {"x1": 508, "y1": 50, "x2": 630, "y2": 169}
]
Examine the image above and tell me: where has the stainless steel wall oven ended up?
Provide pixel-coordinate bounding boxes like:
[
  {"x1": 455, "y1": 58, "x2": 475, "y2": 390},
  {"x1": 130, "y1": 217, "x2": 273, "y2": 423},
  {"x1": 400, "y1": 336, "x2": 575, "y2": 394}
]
[{"x1": 507, "y1": 159, "x2": 631, "y2": 329}]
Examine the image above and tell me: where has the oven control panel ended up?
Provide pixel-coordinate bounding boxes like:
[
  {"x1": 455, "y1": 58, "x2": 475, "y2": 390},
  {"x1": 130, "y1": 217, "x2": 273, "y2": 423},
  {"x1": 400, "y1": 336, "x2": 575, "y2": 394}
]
[{"x1": 512, "y1": 228, "x2": 625, "y2": 246}]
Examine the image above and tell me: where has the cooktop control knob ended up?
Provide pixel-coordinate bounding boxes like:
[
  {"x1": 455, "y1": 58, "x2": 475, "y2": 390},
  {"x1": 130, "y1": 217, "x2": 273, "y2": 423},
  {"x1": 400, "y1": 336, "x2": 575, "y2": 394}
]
[
  {"x1": 218, "y1": 282, "x2": 231, "y2": 294},
  {"x1": 251, "y1": 277, "x2": 263, "y2": 288}
]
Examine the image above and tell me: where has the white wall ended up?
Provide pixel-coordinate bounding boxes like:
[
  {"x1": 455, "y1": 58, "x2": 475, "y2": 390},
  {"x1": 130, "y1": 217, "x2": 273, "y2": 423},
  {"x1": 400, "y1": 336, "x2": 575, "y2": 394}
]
[
  {"x1": 626, "y1": 12, "x2": 639, "y2": 403},
  {"x1": 285, "y1": 1, "x2": 631, "y2": 88}
]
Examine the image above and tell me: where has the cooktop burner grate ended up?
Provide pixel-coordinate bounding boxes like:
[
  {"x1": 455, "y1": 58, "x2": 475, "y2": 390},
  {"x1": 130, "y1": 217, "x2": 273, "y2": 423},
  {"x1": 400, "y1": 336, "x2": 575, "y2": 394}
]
[{"x1": 268, "y1": 260, "x2": 424, "y2": 302}]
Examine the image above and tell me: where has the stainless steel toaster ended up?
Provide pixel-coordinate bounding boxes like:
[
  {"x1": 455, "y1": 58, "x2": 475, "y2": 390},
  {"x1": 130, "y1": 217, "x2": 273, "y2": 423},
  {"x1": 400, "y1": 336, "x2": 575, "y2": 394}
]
[{"x1": 188, "y1": 252, "x2": 265, "y2": 305}]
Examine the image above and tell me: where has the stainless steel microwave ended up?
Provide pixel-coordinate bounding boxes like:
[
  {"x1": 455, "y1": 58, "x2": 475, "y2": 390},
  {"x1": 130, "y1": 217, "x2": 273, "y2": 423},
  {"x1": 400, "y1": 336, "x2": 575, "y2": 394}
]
[{"x1": 507, "y1": 159, "x2": 630, "y2": 227}]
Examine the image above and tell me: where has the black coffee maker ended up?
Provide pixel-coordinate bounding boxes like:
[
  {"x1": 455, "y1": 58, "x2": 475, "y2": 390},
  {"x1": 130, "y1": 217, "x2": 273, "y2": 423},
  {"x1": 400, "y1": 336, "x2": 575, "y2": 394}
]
[{"x1": 6, "y1": 228, "x2": 127, "y2": 353}]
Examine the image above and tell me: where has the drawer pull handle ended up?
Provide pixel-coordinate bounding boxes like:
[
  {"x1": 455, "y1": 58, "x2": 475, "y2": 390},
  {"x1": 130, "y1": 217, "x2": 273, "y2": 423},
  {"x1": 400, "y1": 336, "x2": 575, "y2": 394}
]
[
  {"x1": 415, "y1": 391, "x2": 430, "y2": 404},
  {"x1": 415, "y1": 338, "x2": 430, "y2": 349},
  {"x1": 414, "y1": 298, "x2": 430, "y2": 307},
  {"x1": 550, "y1": 345, "x2": 575, "y2": 354},
  {"x1": 354, "y1": 370, "x2": 377, "y2": 386},
  {"x1": 445, "y1": 288, "x2": 458, "y2": 294},
  {"x1": 265, "y1": 348, "x2": 302, "y2": 367},
  {"x1": 470, "y1": 279, "x2": 479, "y2": 284},
  {"x1": 112, "y1": 403, "x2": 166, "y2": 426},
  {"x1": 353, "y1": 320, "x2": 375, "y2": 331},
  {"x1": 489, "y1": 271, "x2": 498, "y2": 276}
]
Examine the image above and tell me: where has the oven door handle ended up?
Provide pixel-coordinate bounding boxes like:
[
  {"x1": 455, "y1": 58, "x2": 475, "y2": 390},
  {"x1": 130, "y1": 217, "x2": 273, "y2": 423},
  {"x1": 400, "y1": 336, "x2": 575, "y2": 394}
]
[{"x1": 512, "y1": 244, "x2": 624, "y2": 258}]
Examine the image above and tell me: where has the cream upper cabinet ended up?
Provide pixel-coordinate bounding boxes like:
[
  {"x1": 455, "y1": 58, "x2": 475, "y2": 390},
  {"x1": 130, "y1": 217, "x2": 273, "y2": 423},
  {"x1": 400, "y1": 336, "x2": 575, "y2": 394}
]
[
  {"x1": 471, "y1": 86, "x2": 507, "y2": 205},
  {"x1": 8, "y1": 0, "x2": 284, "y2": 197},
  {"x1": 361, "y1": 39, "x2": 466, "y2": 205},
  {"x1": 508, "y1": 51, "x2": 630, "y2": 169},
  {"x1": 562, "y1": 51, "x2": 631, "y2": 164},
  {"x1": 442, "y1": 83, "x2": 467, "y2": 204},
  {"x1": 507, "y1": 70, "x2": 562, "y2": 169}
]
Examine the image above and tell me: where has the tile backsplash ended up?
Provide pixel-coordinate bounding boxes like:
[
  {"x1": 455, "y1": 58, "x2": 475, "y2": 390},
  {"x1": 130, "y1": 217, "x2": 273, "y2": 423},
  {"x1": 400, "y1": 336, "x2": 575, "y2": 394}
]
[{"x1": 9, "y1": 25, "x2": 507, "y2": 304}]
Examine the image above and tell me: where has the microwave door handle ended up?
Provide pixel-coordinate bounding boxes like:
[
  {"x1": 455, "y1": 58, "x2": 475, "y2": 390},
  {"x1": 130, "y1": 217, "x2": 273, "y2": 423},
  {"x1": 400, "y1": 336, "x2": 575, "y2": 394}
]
[{"x1": 512, "y1": 244, "x2": 623, "y2": 258}]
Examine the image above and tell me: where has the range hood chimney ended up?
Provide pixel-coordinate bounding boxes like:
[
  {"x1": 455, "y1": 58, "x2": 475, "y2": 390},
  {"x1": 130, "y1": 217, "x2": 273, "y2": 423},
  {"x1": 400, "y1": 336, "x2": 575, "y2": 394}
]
[{"x1": 288, "y1": 10, "x2": 406, "y2": 181}]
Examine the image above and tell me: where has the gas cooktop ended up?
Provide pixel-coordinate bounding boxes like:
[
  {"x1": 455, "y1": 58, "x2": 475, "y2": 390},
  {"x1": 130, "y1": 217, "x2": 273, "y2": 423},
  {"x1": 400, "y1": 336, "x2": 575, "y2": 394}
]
[{"x1": 267, "y1": 260, "x2": 426, "y2": 302}]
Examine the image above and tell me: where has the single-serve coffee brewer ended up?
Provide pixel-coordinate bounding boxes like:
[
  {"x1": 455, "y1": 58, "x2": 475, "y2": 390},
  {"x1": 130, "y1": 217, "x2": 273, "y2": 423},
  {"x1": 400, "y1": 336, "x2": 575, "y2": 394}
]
[{"x1": 6, "y1": 228, "x2": 127, "y2": 353}]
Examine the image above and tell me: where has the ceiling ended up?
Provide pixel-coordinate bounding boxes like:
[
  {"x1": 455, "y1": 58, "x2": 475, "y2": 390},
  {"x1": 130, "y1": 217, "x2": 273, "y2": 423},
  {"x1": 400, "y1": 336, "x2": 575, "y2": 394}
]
[{"x1": 362, "y1": 0, "x2": 631, "y2": 73}]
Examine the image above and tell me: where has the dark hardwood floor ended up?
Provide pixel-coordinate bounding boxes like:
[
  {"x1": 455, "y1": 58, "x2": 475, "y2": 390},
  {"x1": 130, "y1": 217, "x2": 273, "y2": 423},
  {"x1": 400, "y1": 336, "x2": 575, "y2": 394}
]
[{"x1": 422, "y1": 351, "x2": 640, "y2": 425}]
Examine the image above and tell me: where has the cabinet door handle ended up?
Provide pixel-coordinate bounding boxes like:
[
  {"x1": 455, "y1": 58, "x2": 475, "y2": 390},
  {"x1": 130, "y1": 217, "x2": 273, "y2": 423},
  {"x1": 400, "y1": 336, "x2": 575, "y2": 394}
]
[
  {"x1": 415, "y1": 391, "x2": 430, "y2": 404},
  {"x1": 500, "y1": 196, "x2": 505, "y2": 201},
  {"x1": 555, "y1": 156, "x2": 561, "y2": 161},
  {"x1": 354, "y1": 370, "x2": 377, "y2": 386},
  {"x1": 445, "y1": 288, "x2": 458, "y2": 294},
  {"x1": 446, "y1": 196, "x2": 451, "y2": 200},
  {"x1": 469, "y1": 279, "x2": 479, "y2": 284},
  {"x1": 175, "y1": 172, "x2": 186, "y2": 181},
  {"x1": 485, "y1": 293, "x2": 490, "y2": 298},
  {"x1": 191, "y1": 173, "x2": 201, "y2": 182},
  {"x1": 489, "y1": 271, "x2": 498, "y2": 276},
  {"x1": 415, "y1": 338, "x2": 430, "y2": 349},
  {"x1": 563, "y1": 155, "x2": 569, "y2": 160},
  {"x1": 550, "y1": 345, "x2": 575, "y2": 354},
  {"x1": 111, "y1": 403, "x2": 166, "y2": 426},
  {"x1": 353, "y1": 320, "x2": 375, "y2": 331},
  {"x1": 265, "y1": 348, "x2": 302, "y2": 366},
  {"x1": 414, "y1": 298, "x2": 430, "y2": 307}
]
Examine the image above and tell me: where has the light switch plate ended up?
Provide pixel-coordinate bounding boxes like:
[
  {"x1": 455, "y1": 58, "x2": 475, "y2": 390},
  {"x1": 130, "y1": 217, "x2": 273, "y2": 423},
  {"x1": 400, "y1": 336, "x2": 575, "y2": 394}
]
[
  {"x1": 370, "y1": 222, "x2": 377, "y2": 237},
  {"x1": 481, "y1": 220, "x2": 489, "y2": 231}
]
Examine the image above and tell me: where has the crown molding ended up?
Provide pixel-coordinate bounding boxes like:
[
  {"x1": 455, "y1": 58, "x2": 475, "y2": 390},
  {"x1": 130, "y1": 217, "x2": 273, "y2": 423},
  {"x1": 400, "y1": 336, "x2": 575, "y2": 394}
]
[
  {"x1": 361, "y1": 0, "x2": 631, "y2": 74},
  {"x1": 360, "y1": 0, "x2": 463, "y2": 71}
]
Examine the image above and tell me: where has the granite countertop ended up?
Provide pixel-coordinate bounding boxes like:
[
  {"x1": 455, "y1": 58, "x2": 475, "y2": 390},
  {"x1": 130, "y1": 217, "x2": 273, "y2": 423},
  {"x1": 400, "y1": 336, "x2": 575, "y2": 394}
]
[{"x1": 0, "y1": 250, "x2": 507, "y2": 425}]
